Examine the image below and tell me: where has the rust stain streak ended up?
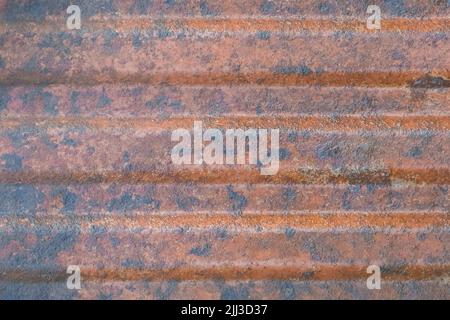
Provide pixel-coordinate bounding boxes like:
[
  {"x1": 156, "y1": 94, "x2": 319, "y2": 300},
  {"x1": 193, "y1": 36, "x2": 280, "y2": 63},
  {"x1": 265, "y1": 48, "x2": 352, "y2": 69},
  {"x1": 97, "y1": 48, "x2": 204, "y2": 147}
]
[
  {"x1": 1, "y1": 168, "x2": 449, "y2": 185},
  {"x1": 2, "y1": 17, "x2": 449, "y2": 33},
  {"x1": 2, "y1": 71, "x2": 450, "y2": 87},
  {"x1": 1, "y1": 264, "x2": 449, "y2": 283}
]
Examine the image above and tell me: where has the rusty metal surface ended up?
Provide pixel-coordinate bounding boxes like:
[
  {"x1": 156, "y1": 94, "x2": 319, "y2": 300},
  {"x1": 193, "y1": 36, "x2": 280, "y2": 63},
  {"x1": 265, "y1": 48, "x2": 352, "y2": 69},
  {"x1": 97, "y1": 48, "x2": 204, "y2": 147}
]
[{"x1": 0, "y1": 0, "x2": 449, "y2": 299}]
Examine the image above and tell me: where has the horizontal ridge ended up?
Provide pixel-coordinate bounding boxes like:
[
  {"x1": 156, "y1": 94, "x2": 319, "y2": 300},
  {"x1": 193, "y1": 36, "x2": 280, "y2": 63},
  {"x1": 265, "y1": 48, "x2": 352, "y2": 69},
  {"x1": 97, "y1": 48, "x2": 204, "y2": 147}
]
[{"x1": 2, "y1": 213, "x2": 449, "y2": 231}]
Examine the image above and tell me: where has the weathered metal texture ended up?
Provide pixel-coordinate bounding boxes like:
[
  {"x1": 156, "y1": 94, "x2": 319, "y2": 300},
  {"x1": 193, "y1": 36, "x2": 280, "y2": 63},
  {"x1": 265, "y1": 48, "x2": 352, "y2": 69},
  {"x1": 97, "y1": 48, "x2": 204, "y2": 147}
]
[{"x1": 0, "y1": 0, "x2": 449, "y2": 299}]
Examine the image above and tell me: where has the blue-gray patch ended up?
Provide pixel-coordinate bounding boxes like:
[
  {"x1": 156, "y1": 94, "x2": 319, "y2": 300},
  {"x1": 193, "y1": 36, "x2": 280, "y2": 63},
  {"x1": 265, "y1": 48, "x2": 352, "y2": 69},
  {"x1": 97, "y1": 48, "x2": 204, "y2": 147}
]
[
  {"x1": 318, "y1": 2, "x2": 331, "y2": 14},
  {"x1": 285, "y1": 227, "x2": 296, "y2": 240},
  {"x1": 91, "y1": 225, "x2": 107, "y2": 236},
  {"x1": 38, "y1": 32, "x2": 73, "y2": 56},
  {"x1": 22, "y1": 56, "x2": 39, "y2": 73},
  {"x1": 8, "y1": 126, "x2": 40, "y2": 148},
  {"x1": 255, "y1": 105, "x2": 263, "y2": 115},
  {"x1": 108, "y1": 192, "x2": 160, "y2": 212},
  {"x1": 42, "y1": 91, "x2": 59, "y2": 115},
  {"x1": 111, "y1": 236, "x2": 120, "y2": 247},
  {"x1": 2, "y1": 0, "x2": 62, "y2": 22},
  {"x1": 2, "y1": 153, "x2": 23, "y2": 171},
  {"x1": 97, "y1": 91, "x2": 112, "y2": 108},
  {"x1": 279, "y1": 148, "x2": 291, "y2": 160},
  {"x1": 287, "y1": 131, "x2": 297, "y2": 142},
  {"x1": 273, "y1": 64, "x2": 312, "y2": 75},
  {"x1": 130, "y1": 0, "x2": 153, "y2": 14},
  {"x1": 78, "y1": 0, "x2": 116, "y2": 17},
  {"x1": 157, "y1": 24, "x2": 174, "y2": 39},
  {"x1": 60, "y1": 190, "x2": 78, "y2": 214},
  {"x1": 98, "y1": 292, "x2": 113, "y2": 300},
  {"x1": 220, "y1": 285, "x2": 250, "y2": 300},
  {"x1": 132, "y1": 30, "x2": 143, "y2": 48},
  {"x1": 282, "y1": 186, "x2": 297, "y2": 203},
  {"x1": 0, "y1": 87, "x2": 11, "y2": 111},
  {"x1": 51, "y1": 187, "x2": 78, "y2": 214},
  {"x1": 342, "y1": 185, "x2": 362, "y2": 210},
  {"x1": 227, "y1": 185, "x2": 247, "y2": 216},
  {"x1": 121, "y1": 258, "x2": 145, "y2": 269},
  {"x1": 0, "y1": 282, "x2": 78, "y2": 300},
  {"x1": 70, "y1": 91, "x2": 81, "y2": 114},
  {"x1": 257, "y1": 31, "x2": 271, "y2": 40},
  {"x1": 176, "y1": 196, "x2": 200, "y2": 211},
  {"x1": 145, "y1": 94, "x2": 183, "y2": 113},
  {"x1": 42, "y1": 136, "x2": 58, "y2": 150},
  {"x1": 20, "y1": 88, "x2": 58, "y2": 115},
  {"x1": 199, "y1": 0, "x2": 215, "y2": 16},
  {"x1": 260, "y1": 1, "x2": 274, "y2": 14},
  {"x1": 384, "y1": 0, "x2": 407, "y2": 16},
  {"x1": 302, "y1": 236, "x2": 340, "y2": 263},
  {"x1": 103, "y1": 29, "x2": 119, "y2": 49},
  {"x1": 0, "y1": 184, "x2": 43, "y2": 216},
  {"x1": 406, "y1": 146, "x2": 423, "y2": 158},
  {"x1": 164, "y1": 0, "x2": 176, "y2": 6},
  {"x1": 62, "y1": 136, "x2": 78, "y2": 147},
  {"x1": 0, "y1": 225, "x2": 79, "y2": 274},
  {"x1": 316, "y1": 140, "x2": 342, "y2": 160},
  {"x1": 190, "y1": 243, "x2": 211, "y2": 256},
  {"x1": 215, "y1": 228, "x2": 229, "y2": 240},
  {"x1": 279, "y1": 281, "x2": 296, "y2": 299},
  {"x1": 387, "y1": 191, "x2": 403, "y2": 209},
  {"x1": 156, "y1": 280, "x2": 178, "y2": 300},
  {"x1": 20, "y1": 87, "x2": 41, "y2": 106}
]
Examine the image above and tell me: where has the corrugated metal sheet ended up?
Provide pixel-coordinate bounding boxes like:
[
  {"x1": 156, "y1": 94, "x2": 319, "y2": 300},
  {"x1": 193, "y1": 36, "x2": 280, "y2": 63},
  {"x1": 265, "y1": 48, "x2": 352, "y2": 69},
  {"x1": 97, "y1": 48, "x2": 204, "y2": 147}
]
[{"x1": 0, "y1": 0, "x2": 449, "y2": 299}]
